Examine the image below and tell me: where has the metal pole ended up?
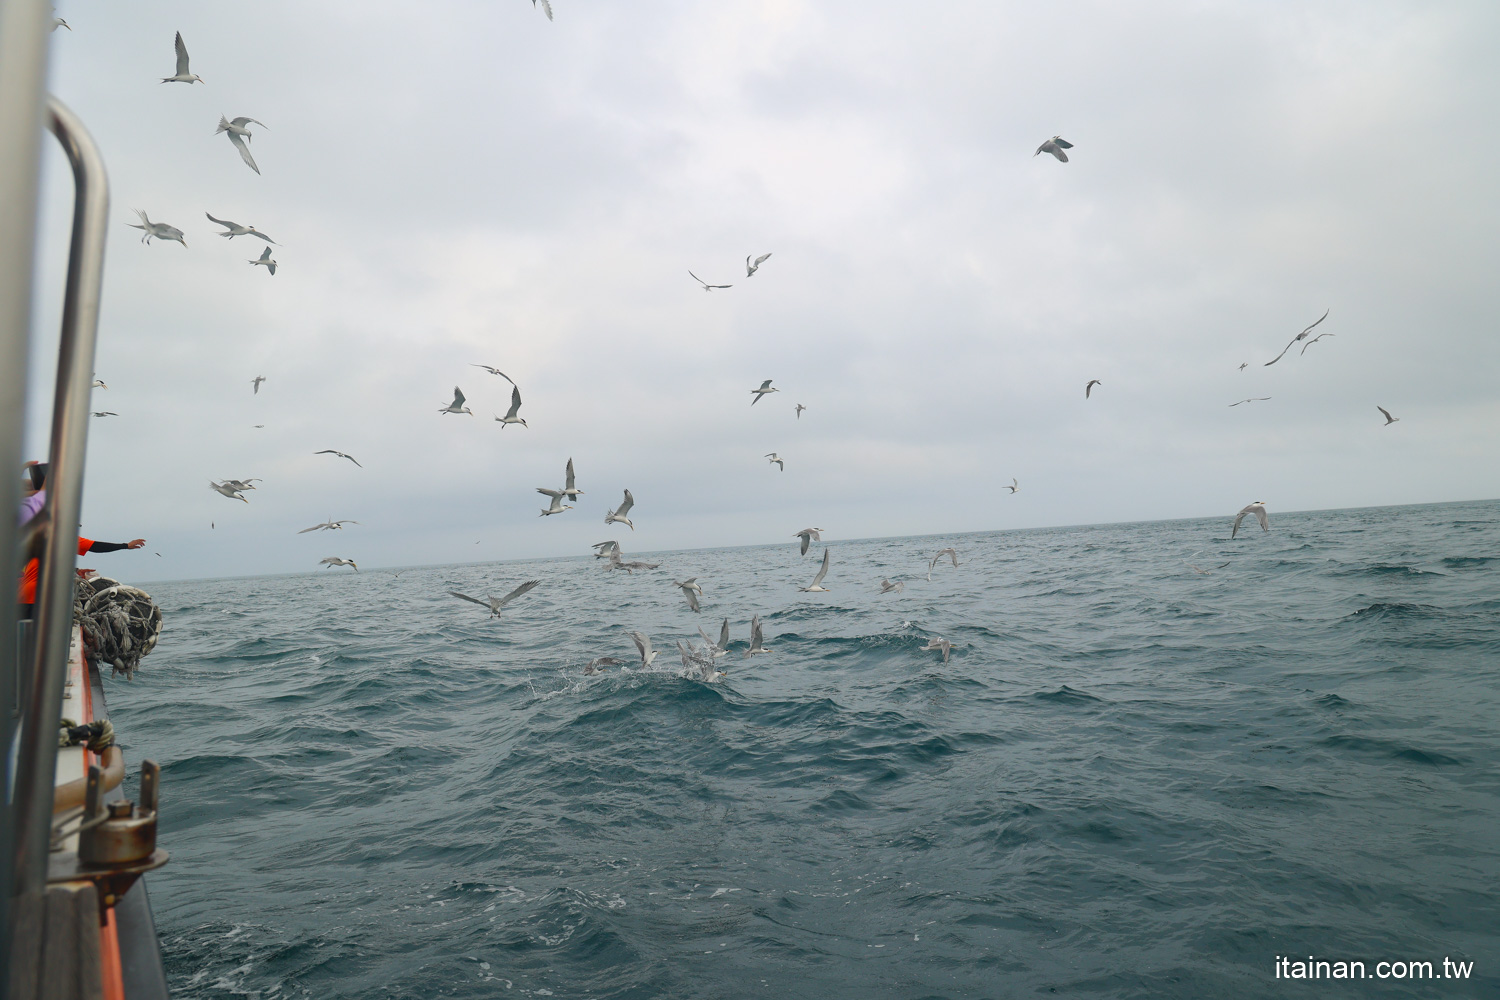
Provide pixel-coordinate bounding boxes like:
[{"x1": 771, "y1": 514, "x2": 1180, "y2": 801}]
[
  {"x1": 9, "y1": 95, "x2": 110, "y2": 911},
  {"x1": 0, "y1": 0, "x2": 52, "y2": 993}
]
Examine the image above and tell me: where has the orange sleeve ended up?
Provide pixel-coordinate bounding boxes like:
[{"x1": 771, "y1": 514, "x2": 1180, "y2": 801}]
[
  {"x1": 77, "y1": 536, "x2": 94, "y2": 555},
  {"x1": 19, "y1": 558, "x2": 38, "y2": 604}
]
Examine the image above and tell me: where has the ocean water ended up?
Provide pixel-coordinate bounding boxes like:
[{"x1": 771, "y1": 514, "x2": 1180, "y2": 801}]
[{"x1": 107, "y1": 501, "x2": 1499, "y2": 999}]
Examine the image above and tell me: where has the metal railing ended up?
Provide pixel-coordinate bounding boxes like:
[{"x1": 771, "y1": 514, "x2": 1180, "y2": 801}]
[
  {"x1": 0, "y1": 1, "x2": 53, "y2": 993},
  {"x1": 3, "y1": 91, "x2": 111, "y2": 998}
]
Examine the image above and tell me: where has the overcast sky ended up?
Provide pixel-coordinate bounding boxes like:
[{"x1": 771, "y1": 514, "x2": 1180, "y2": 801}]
[{"x1": 24, "y1": 0, "x2": 1500, "y2": 582}]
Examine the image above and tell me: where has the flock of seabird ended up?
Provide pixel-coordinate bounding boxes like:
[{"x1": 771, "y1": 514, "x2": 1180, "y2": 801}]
[{"x1": 75, "y1": 19, "x2": 1409, "y2": 678}]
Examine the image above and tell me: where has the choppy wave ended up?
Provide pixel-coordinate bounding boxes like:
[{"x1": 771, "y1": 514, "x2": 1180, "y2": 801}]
[{"x1": 104, "y1": 499, "x2": 1500, "y2": 999}]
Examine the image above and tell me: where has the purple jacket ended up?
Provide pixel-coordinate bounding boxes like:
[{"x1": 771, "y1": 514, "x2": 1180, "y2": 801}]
[{"x1": 19, "y1": 489, "x2": 44, "y2": 525}]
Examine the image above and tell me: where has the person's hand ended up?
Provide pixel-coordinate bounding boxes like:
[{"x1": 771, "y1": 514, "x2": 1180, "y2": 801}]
[{"x1": 127, "y1": 539, "x2": 145, "y2": 549}]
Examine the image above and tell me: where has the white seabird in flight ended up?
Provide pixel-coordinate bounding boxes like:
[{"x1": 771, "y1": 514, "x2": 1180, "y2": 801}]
[
  {"x1": 1231, "y1": 501, "x2": 1269, "y2": 539},
  {"x1": 249, "y1": 246, "x2": 277, "y2": 275},
  {"x1": 217, "y1": 116, "x2": 267, "y2": 174},
  {"x1": 206, "y1": 213, "x2": 277, "y2": 243},
  {"x1": 605, "y1": 489, "x2": 635, "y2": 530},
  {"x1": 494, "y1": 384, "x2": 527, "y2": 427},
  {"x1": 689, "y1": 270, "x2": 731, "y2": 291},
  {"x1": 314, "y1": 449, "x2": 361, "y2": 468},
  {"x1": 470, "y1": 364, "x2": 515, "y2": 384},
  {"x1": 537, "y1": 489, "x2": 574, "y2": 517},
  {"x1": 592, "y1": 540, "x2": 620, "y2": 560},
  {"x1": 799, "y1": 547, "x2": 832, "y2": 592},
  {"x1": 795, "y1": 403, "x2": 806, "y2": 419},
  {"x1": 447, "y1": 579, "x2": 540, "y2": 618},
  {"x1": 1035, "y1": 135, "x2": 1073, "y2": 162},
  {"x1": 743, "y1": 615, "x2": 770, "y2": 658},
  {"x1": 793, "y1": 527, "x2": 824, "y2": 556},
  {"x1": 533, "y1": 0, "x2": 554, "y2": 21},
  {"x1": 629, "y1": 631, "x2": 658, "y2": 668},
  {"x1": 1301, "y1": 332, "x2": 1335, "y2": 355},
  {"x1": 298, "y1": 518, "x2": 359, "y2": 534},
  {"x1": 91, "y1": 379, "x2": 107, "y2": 389},
  {"x1": 160, "y1": 32, "x2": 203, "y2": 84},
  {"x1": 251, "y1": 375, "x2": 266, "y2": 394},
  {"x1": 1004, "y1": 478, "x2": 1019, "y2": 494},
  {"x1": 91, "y1": 411, "x2": 117, "y2": 418},
  {"x1": 209, "y1": 480, "x2": 248, "y2": 502},
  {"x1": 1377, "y1": 405, "x2": 1400, "y2": 426},
  {"x1": 1229, "y1": 397, "x2": 1271, "y2": 407},
  {"x1": 319, "y1": 557, "x2": 358, "y2": 571},
  {"x1": 928, "y1": 547, "x2": 960, "y2": 581},
  {"x1": 1085, "y1": 380, "x2": 1101, "y2": 399},
  {"x1": 440, "y1": 387, "x2": 473, "y2": 415},
  {"x1": 923, "y1": 637, "x2": 952, "y2": 664},
  {"x1": 219, "y1": 478, "x2": 260, "y2": 492},
  {"x1": 766, "y1": 453, "x2": 784, "y2": 471},
  {"x1": 1264, "y1": 309, "x2": 1330, "y2": 366},
  {"x1": 561, "y1": 457, "x2": 584, "y2": 502},
  {"x1": 674, "y1": 579, "x2": 702, "y2": 612},
  {"x1": 746, "y1": 253, "x2": 772, "y2": 277},
  {"x1": 750, "y1": 380, "x2": 778, "y2": 405},
  {"x1": 128, "y1": 209, "x2": 186, "y2": 247}
]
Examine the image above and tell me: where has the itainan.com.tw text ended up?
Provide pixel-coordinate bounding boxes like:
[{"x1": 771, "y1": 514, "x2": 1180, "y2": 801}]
[{"x1": 1275, "y1": 956, "x2": 1474, "y2": 980}]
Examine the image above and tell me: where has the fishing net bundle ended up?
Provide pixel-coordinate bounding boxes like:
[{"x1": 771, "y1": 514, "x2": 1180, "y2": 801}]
[{"x1": 73, "y1": 574, "x2": 163, "y2": 679}]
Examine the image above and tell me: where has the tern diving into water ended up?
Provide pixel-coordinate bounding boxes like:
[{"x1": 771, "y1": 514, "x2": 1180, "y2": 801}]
[
  {"x1": 699, "y1": 619, "x2": 730, "y2": 658},
  {"x1": 447, "y1": 579, "x2": 540, "y2": 618},
  {"x1": 1035, "y1": 135, "x2": 1073, "y2": 162},
  {"x1": 605, "y1": 489, "x2": 635, "y2": 530},
  {"x1": 1231, "y1": 501, "x2": 1269, "y2": 539},
  {"x1": 678, "y1": 641, "x2": 725, "y2": 682},
  {"x1": 1229, "y1": 397, "x2": 1271, "y2": 407},
  {"x1": 1264, "y1": 309, "x2": 1330, "y2": 366},
  {"x1": 765, "y1": 453, "x2": 784, "y2": 471},
  {"x1": 799, "y1": 548, "x2": 832, "y2": 592},
  {"x1": 879, "y1": 578, "x2": 904, "y2": 594},
  {"x1": 629, "y1": 631, "x2": 658, "y2": 668},
  {"x1": 494, "y1": 384, "x2": 527, "y2": 427},
  {"x1": 320, "y1": 557, "x2": 358, "y2": 571},
  {"x1": 251, "y1": 375, "x2": 266, "y2": 394},
  {"x1": 744, "y1": 615, "x2": 770, "y2": 658},
  {"x1": 160, "y1": 32, "x2": 202, "y2": 84},
  {"x1": 249, "y1": 246, "x2": 277, "y2": 275},
  {"x1": 689, "y1": 270, "x2": 731, "y2": 291},
  {"x1": 793, "y1": 527, "x2": 824, "y2": 556},
  {"x1": 209, "y1": 481, "x2": 248, "y2": 502},
  {"x1": 928, "y1": 547, "x2": 960, "y2": 581},
  {"x1": 298, "y1": 518, "x2": 358, "y2": 534},
  {"x1": 923, "y1": 638, "x2": 952, "y2": 664},
  {"x1": 1377, "y1": 405, "x2": 1400, "y2": 426},
  {"x1": 537, "y1": 489, "x2": 574, "y2": 517},
  {"x1": 440, "y1": 387, "x2": 473, "y2": 415},
  {"x1": 217, "y1": 116, "x2": 267, "y2": 174},
  {"x1": 206, "y1": 213, "x2": 277, "y2": 243},
  {"x1": 314, "y1": 450, "x2": 361, "y2": 468},
  {"x1": 584, "y1": 656, "x2": 621, "y2": 676},
  {"x1": 128, "y1": 210, "x2": 186, "y2": 247},
  {"x1": 751, "y1": 380, "x2": 778, "y2": 404},
  {"x1": 470, "y1": 364, "x2": 515, "y2": 384},
  {"x1": 746, "y1": 253, "x2": 771, "y2": 277},
  {"x1": 1085, "y1": 380, "x2": 1101, "y2": 399}
]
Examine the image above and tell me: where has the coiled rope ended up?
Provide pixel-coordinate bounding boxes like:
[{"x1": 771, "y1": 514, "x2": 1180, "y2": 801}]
[{"x1": 73, "y1": 574, "x2": 163, "y2": 679}]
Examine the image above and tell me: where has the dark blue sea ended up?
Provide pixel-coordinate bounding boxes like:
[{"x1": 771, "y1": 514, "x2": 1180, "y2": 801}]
[{"x1": 109, "y1": 501, "x2": 1500, "y2": 998}]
